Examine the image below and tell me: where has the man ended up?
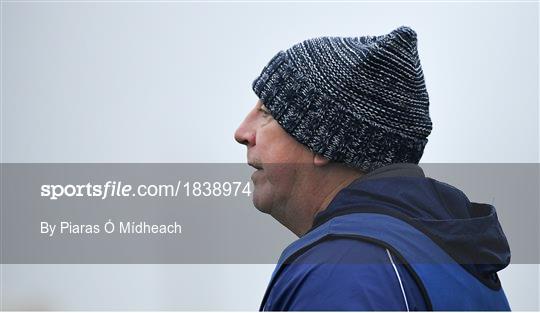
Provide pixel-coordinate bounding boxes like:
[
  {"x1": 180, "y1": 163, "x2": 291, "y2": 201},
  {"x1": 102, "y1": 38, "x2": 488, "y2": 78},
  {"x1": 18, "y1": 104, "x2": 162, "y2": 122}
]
[{"x1": 234, "y1": 26, "x2": 511, "y2": 311}]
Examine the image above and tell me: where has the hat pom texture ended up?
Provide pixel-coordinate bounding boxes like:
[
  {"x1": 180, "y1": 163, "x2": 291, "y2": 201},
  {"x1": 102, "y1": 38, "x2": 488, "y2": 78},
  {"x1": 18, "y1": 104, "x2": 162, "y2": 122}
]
[{"x1": 252, "y1": 26, "x2": 432, "y2": 172}]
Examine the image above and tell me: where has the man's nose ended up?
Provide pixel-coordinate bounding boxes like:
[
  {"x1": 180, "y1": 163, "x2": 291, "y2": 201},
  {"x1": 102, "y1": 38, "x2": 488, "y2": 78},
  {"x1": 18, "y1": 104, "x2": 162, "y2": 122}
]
[{"x1": 234, "y1": 118, "x2": 256, "y2": 147}]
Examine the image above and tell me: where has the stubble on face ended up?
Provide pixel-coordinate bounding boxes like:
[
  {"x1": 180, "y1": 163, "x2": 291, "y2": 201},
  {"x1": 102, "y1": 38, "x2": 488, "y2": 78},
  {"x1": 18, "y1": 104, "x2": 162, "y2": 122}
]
[{"x1": 237, "y1": 101, "x2": 318, "y2": 233}]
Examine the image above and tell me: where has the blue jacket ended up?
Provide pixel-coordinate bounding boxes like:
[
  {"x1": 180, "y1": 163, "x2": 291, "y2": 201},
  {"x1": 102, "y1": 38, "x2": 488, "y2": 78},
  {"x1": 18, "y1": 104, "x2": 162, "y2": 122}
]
[{"x1": 260, "y1": 164, "x2": 511, "y2": 311}]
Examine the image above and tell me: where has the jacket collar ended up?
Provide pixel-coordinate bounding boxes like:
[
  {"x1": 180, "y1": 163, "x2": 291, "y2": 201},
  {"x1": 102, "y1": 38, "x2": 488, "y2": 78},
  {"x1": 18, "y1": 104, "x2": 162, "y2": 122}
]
[
  {"x1": 360, "y1": 163, "x2": 425, "y2": 181},
  {"x1": 312, "y1": 163, "x2": 425, "y2": 227}
]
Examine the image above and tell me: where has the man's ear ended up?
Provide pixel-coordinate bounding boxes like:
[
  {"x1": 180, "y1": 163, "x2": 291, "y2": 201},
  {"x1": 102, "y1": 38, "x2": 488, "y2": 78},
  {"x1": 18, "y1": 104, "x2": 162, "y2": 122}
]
[{"x1": 313, "y1": 154, "x2": 331, "y2": 167}]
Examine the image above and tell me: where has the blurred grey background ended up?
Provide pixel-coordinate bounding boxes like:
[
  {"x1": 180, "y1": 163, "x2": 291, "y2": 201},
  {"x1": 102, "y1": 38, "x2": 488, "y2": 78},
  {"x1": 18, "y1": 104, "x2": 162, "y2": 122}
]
[{"x1": 1, "y1": 1, "x2": 539, "y2": 310}]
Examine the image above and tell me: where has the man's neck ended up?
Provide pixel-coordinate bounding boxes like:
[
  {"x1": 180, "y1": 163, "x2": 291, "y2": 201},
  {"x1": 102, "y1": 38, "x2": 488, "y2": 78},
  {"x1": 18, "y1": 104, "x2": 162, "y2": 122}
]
[
  {"x1": 290, "y1": 172, "x2": 363, "y2": 237},
  {"x1": 314, "y1": 175, "x2": 361, "y2": 220}
]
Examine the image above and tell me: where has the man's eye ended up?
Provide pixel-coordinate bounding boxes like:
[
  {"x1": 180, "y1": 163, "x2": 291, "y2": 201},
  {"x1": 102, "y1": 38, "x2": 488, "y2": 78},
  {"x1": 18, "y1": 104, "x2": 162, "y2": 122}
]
[{"x1": 259, "y1": 107, "x2": 270, "y2": 116}]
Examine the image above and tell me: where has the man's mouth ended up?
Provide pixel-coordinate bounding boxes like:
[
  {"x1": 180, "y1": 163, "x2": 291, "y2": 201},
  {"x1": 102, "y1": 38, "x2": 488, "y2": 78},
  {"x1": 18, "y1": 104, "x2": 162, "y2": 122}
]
[{"x1": 248, "y1": 162, "x2": 263, "y2": 170}]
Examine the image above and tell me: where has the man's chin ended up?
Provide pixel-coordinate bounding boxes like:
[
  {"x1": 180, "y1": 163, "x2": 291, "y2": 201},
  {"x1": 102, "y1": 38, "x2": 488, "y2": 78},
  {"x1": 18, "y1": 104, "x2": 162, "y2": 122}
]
[
  {"x1": 252, "y1": 198, "x2": 270, "y2": 215},
  {"x1": 251, "y1": 188, "x2": 272, "y2": 215}
]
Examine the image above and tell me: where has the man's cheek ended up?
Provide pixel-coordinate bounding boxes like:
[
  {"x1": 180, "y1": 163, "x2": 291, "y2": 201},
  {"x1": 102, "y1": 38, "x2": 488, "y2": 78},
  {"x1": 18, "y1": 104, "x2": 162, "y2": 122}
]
[{"x1": 263, "y1": 164, "x2": 297, "y2": 184}]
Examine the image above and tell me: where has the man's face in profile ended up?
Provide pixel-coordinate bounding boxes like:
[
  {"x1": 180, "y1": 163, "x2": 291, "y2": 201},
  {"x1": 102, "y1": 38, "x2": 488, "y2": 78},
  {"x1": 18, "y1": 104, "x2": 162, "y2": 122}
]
[{"x1": 234, "y1": 100, "x2": 313, "y2": 220}]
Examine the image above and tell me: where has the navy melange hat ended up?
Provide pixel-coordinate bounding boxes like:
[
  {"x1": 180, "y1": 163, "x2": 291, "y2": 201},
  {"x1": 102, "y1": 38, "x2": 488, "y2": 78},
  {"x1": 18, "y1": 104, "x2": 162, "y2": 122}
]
[{"x1": 252, "y1": 26, "x2": 432, "y2": 172}]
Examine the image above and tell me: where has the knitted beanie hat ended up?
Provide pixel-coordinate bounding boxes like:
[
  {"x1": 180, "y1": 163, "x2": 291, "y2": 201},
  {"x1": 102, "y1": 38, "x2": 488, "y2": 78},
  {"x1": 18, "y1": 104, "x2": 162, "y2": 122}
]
[{"x1": 252, "y1": 26, "x2": 432, "y2": 172}]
